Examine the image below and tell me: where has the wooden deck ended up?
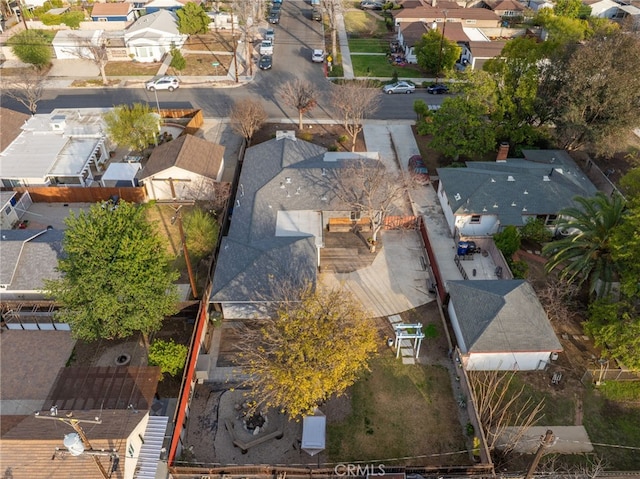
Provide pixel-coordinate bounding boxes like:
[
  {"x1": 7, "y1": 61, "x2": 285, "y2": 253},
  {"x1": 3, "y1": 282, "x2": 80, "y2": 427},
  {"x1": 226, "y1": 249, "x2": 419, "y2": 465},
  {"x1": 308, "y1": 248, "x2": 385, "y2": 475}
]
[{"x1": 320, "y1": 232, "x2": 379, "y2": 273}]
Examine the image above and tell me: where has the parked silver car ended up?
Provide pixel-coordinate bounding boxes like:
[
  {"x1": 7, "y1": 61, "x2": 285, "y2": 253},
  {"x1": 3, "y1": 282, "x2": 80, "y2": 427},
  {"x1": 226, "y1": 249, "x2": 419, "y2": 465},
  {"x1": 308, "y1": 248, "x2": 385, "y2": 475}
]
[{"x1": 382, "y1": 81, "x2": 415, "y2": 94}]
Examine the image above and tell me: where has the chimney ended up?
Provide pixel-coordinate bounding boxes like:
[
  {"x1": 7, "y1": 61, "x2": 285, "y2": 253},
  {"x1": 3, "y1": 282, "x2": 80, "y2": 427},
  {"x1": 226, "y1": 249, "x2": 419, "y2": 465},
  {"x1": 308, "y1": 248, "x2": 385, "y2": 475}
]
[{"x1": 496, "y1": 142, "x2": 509, "y2": 162}]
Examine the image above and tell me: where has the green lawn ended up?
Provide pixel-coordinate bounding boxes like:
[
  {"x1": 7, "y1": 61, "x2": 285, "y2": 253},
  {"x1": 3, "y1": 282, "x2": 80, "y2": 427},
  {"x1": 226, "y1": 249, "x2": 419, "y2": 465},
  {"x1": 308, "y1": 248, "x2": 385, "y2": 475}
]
[
  {"x1": 327, "y1": 352, "x2": 470, "y2": 466},
  {"x1": 348, "y1": 38, "x2": 389, "y2": 53},
  {"x1": 350, "y1": 55, "x2": 425, "y2": 78},
  {"x1": 343, "y1": 10, "x2": 388, "y2": 36}
]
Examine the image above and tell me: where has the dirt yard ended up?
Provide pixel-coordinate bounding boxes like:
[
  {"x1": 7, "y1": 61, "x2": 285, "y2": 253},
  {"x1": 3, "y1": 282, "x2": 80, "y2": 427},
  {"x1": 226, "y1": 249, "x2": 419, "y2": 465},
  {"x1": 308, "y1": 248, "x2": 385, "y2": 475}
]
[{"x1": 252, "y1": 123, "x2": 367, "y2": 152}]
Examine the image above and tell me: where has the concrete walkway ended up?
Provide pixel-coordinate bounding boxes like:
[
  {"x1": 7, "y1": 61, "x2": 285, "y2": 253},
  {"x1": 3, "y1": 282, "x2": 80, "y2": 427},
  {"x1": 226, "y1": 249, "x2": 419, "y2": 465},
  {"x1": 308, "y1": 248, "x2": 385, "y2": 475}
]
[{"x1": 335, "y1": 10, "x2": 354, "y2": 80}]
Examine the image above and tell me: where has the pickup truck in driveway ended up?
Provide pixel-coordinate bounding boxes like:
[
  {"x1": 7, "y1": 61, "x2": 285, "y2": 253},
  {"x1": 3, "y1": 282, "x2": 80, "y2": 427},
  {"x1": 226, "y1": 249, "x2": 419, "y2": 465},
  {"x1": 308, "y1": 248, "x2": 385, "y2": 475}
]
[{"x1": 259, "y1": 39, "x2": 274, "y2": 55}]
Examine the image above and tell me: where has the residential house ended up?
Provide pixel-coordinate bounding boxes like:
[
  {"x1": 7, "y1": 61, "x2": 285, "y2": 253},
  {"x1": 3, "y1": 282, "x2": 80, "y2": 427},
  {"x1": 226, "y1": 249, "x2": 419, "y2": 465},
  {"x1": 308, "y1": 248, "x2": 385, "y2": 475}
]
[
  {"x1": 139, "y1": 134, "x2": 225, "y2": 200},
  {"x1": 447, "y1": 280, "x2": 562, "y2": 370},
  {"x1": 91, "y1": 1, "x2": 137, "y2": 22},
  {"x1": 482, "y1": 0, "x2": 525, "y2": 18},
  {"x1": 527, "y1": 0, "x2": 554, "y2": 12},
  {"x1": 582, "y1": 0, "x2": 620, "y2": 17},
  {"x1": 399, "y1": 21, "x2": 472, "y2": 63},
  {"x1": 210, "y1": 133, "x2": 383, "y2": 319},
  {"x1": 0, "y1": 228, "x2": 64, "y2": 304},
  {"x1": 52, "y1": 30, "x2": 105, "y2": 60},
  {"x1": 144, "y1": 0, "x2": 202, "y2": 13},
  {"x1": 394, "y1": 5, "x2": 502, "y2": 30},
  {"x1": 615, "y1": 3, "x2": 640, "y2": 24},
  {"x1": 0, "y1": 109, "x2": 109, "y2": 187},
  {"x1": 460, "y1": 39, "x2": 506, "y2": 69},
  {"x1": 207, "y1": 10, "x2": 238, "y2": 30},
  {"x1": 0, "y1": 191, "x2": 32, "y2": 229},
  {"x1": 0, "y1": 333, "x2": 167, "y2": 479},
  {"x1": 124, "y1": 9, "x2": 187, "y2": 62},
  {"x1": 436, "y1": 149, "x2": 598, "y2": 236}
]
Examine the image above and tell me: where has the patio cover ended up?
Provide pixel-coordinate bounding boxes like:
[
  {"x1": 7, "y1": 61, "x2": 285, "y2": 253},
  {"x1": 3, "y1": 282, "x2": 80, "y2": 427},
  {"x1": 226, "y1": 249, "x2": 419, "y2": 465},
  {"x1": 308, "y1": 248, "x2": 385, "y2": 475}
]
[
  {"x1": 301, "y1": 409, "x2": 326, "y2": 456},
  {"x1": 101, "y1": 162, "x2": 141, "y2": 187}
]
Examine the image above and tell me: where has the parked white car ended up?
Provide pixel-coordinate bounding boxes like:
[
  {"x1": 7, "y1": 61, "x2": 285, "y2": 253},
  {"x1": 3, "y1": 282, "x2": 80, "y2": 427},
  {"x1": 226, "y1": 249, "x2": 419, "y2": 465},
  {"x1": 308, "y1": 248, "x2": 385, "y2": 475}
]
[
  {"x1": 259, "y1": 39, "x2": 274, "y2": 55},
  {"x1": 145, "y1": 75, "x2": 180, "y2": 92},
  {"x1": 311, "y1": 49, "x2": 325, "y2": 63}
]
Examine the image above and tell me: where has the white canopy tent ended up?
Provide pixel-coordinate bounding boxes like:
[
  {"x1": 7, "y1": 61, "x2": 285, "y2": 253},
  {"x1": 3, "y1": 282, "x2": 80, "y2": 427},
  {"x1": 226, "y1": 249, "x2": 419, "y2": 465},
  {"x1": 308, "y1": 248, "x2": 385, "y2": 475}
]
[{"x1": 100, "y1": 162, "x2": 141, "y2": 187}]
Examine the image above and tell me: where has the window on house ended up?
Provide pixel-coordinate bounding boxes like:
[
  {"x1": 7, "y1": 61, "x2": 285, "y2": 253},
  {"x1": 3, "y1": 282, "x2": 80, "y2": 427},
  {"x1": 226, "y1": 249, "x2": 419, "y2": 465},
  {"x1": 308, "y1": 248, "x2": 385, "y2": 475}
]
[
  {"x1": 546, "y1": 214, "x2": 558, "y2": 225},
  {"x1": 470, "y1": 215, "x2": 481, "y2": 224},
  {"x1": 5, "y1": 206, "x2": 11, "y2": 215},
  {"x1": 350, "y1": 211, "x2": 361, "y2": 220},
  {"x1": 465, "y1": 19, "x2": 476, "y2": 24}
]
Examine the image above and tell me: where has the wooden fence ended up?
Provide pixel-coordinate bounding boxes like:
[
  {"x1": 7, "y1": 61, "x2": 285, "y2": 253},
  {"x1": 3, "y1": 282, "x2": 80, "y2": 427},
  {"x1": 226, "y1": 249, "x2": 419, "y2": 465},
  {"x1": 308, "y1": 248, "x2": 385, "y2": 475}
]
[
  {"x1": 10, "y1": 186, "x2": 146, "y2": 203},
  {"x1": 384, "y1": 215, "x2": 419, "y2": 230}
]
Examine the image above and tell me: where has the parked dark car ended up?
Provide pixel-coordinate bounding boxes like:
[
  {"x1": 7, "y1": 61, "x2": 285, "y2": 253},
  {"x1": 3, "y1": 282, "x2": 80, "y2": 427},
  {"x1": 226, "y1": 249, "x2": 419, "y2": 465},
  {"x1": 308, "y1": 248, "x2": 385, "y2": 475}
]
[
  {"x1": 259, "y1": 54, "x2": 273, "y2": 70},
  {"x1": 427, "y1": 83, "x2": 449, "y2": 94},
  {"x1": 268, "y1": 10, "x2": 280, "y2": 23},
  {"x1": 408, "y1": 155, "x2": 430, "y2": 185}
]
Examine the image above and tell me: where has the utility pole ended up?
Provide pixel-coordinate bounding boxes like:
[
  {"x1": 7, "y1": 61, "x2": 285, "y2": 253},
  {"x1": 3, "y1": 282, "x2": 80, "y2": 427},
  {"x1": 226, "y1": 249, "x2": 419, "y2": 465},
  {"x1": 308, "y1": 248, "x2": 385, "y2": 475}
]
[
  {"x1": 36, "y1": 413, "x2": 117, "y2": 479},
  {"x1": 172, "y1": 205, "x2": 198, "y2": 299},
  {"x1": 524, "y1": 429, "x2": 554, "y2": 479},
  {"x1": 432, "y1": 10, "x2": 447, "y2": 84},
  {"x1": 230, "y1": 11, "x2": 239, "y2": 83}
]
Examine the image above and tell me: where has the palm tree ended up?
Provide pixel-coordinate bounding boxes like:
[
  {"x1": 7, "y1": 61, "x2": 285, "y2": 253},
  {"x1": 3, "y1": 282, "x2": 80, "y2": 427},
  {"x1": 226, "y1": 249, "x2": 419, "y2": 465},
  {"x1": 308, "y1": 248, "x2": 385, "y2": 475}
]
[{"x1": 542, "y1": 192, "x2": 626, "y2": 296}]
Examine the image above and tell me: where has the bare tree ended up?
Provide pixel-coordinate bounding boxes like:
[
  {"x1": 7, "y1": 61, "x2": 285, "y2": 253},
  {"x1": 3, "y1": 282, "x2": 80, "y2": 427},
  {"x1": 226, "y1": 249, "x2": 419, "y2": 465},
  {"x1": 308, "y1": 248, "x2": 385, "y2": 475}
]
[
  {"x1": 535, "y1": 278, "x2": 581, "y2": 328},
  {"x1": 63, "y1": 32, "x2": 109, "y2": 85},
  {"x1": 321, "y1": 0, "x2": 343, "y2": 63},
  {"x1": 468, "y1": 370, "x2": 545, "y2": 454},
  {"x1": 229, "y1": 98, "x2": 267, "y2": 144},
  {"x1": 4, "y1": 67, "x2": 46, "y2": 114},
  {"x1": 278, "y1": 79, "x2": 317, "y2": 130},
  {"x1": 539, "y1": 455, "x2": 606, "y2": 479},
  {"x1": 331, "y1": 159, "x2": 408, "y2": 243},
  {"x1": 329, "y1": 80, "x2": 381, "y2": 151}
]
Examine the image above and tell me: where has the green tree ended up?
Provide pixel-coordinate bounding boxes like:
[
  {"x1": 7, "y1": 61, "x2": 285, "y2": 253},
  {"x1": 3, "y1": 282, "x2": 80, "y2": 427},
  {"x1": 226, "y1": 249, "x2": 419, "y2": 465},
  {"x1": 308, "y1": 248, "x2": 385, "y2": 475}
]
[
  {"x1": 520, "y1": 218, "x2": 553, "y2": 243},
  {"x1": 8, "y1": 30, "x2": 52, "y2": 69},
  {"x1": 585, "y1": 298, "x2": 640, "y2": 371},
  {"x1": 542, "y1": 192, "x2": 626, "y2": 295},
  {"x1": 534, "y1": 10, "x2": 589, "y2": 44},
  {"x1": 103, "y1": 103, "x2": 160, "y2": 153},
  {"x1": 236, "y1": 286, "x2": 378, "y2": 419},
  {"x1": 553, "y1": 0, "x2": 582, "y2": 18},
  {"x1": 148, "y1": 339, "x2": 189, "y2": 378},
  {"x1": 609, "y1": 197, "x2": 640, "y2": 297},
  {"x1": 169, "y1": 45, "x2": 186, "y2": 72},
  {"x1": 176, "y1": 2, "x2": 209, "y2": 34},
  {"x1": 426, "y1": 96, "x2": 496, "y2": 160},
  {"x1": 415, "y1": 29, "x2": 461, "y2": 76},
  {"x1": 45, "y1": 202, "x2": 179, "y2": 348},
  {"x1": 494, "y1": 225, "x2": 521, "y2": 258},
  {"x1": 484, "y1": 38, "x2": 553, "y2": 146},
  {"x1": 537, "y1": 33, "x2": 640, "y2": 153},
  {"x1": 184, "y1": 208, "x2": 218, "y2": 264},
  {"x1": 619, "y1": 167, "x2": 640, "y2": 198}
]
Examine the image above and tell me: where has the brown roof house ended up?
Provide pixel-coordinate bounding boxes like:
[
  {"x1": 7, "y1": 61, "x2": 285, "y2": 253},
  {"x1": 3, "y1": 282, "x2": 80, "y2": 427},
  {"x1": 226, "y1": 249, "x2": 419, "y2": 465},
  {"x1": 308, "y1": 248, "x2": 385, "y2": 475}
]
[
  {"x1": 483, "y1": 0, "x2": 525, "y2": 17},
  {"x1": 91, "y1": 1, "x2": 137, "y2": 21},
  {"x1": 394, "y1": 5, "x2": 502, "y2": 29},
  {"x1": 139, "y1": 134, "x2": 225, "y2": 201},
  {"x1": 0, "y1": 331, "x2": 167, "y2": 479}
]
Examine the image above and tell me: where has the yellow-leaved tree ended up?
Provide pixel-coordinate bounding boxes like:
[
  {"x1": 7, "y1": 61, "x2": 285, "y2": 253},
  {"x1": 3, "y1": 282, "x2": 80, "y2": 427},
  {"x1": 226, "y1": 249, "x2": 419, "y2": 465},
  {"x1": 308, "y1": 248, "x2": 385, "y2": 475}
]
[{"x1": 235, "y1": 285, "x2": 378, "y2": 419}]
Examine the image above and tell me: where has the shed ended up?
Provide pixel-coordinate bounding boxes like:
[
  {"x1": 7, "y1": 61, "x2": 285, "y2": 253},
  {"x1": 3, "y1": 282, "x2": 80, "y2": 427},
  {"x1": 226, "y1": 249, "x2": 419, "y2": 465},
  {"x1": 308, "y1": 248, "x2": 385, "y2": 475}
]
[{"x1": 100, "y1": 162, "x2": 141, "y2": 187}]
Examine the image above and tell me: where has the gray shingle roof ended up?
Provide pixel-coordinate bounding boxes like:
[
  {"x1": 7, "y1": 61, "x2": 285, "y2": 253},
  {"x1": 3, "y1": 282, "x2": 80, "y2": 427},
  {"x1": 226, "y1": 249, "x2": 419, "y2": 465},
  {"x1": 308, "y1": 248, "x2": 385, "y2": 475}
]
[
  {"x1": 0, "y1": 229, "x2": 64, "y2": 290},
  {"x1": 436, "y1": 150, "x2": 597, "y2": 225},
  {"x1": 447, "y1": 280, "x2": 562, "y2": 353},
  {"x1": 211, "y1": 136, "x2": 380, "y2": 304}
]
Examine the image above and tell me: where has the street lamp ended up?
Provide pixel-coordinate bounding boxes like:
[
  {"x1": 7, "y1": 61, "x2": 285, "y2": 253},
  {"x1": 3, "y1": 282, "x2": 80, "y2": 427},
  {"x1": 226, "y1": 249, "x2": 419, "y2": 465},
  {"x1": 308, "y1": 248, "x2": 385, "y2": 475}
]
[{"x1": 432, "y1": 10, "x2": 447, "y2": 84}]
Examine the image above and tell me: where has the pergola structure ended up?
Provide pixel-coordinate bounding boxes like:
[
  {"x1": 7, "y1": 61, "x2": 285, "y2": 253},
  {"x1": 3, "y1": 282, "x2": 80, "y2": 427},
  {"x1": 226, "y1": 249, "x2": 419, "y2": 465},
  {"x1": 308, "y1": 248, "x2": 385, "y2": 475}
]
[{"x1": 394, "y1": 323, "x2": 425, "y2": 359}]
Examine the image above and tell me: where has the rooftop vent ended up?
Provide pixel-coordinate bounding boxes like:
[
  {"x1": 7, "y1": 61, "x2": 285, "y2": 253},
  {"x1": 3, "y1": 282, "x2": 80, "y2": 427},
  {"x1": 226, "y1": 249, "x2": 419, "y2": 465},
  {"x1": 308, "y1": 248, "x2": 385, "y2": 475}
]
[
  {"x1": 285, "y1": 177, "x2": 292, "y2": 184},
  {"x1": 507, "y1": 175, "x2": 515, "y2": 182},
  {"x1": 49, "y1": 115, "x2": 66, "y2": 131},
  {"x1": 491, "y1": 178, "x2": 496, "y2": 183},
  {"x1": 524, "y1": 190, "x2": 529, "y2": 195},
  {"x1": 543, "y1": 175, "x2": 550, "y2": 182},
  {"x1": 454, "y1": 193, "x2": 461, "y2": 201},
  {"x1": 493, "y1": 203, "x2": 499, "y2": 208}
]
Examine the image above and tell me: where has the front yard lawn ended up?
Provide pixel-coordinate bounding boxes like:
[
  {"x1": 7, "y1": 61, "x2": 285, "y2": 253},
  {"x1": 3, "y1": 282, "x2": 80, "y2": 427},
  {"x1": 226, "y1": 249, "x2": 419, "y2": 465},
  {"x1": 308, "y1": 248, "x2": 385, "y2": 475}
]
[
  {"x1": 327, "y1": 352, "x2": 470, "y2": 466},
  {"x1": 344, "y1": 10, "x2": 388, "y2": 37},
  {"x1": 168, "y1": 53, "x2": 232, "y2": 76},
  {"x1": 105, "y1": 61, "x2": 161, "y2": 76},
  {"x1": 348, "y1": 38, "x2": 389, "y2": 53},
  {"x1": 351, "y1": 55, "x2": 425, "y2": 78}
]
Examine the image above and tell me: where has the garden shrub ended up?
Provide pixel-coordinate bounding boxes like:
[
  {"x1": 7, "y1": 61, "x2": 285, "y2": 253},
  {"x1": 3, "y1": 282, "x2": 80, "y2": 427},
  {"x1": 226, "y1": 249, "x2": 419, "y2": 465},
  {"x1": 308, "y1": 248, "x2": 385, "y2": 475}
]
[{"x1": 148, "y1": 339, "x2": 188, "y2": 378}]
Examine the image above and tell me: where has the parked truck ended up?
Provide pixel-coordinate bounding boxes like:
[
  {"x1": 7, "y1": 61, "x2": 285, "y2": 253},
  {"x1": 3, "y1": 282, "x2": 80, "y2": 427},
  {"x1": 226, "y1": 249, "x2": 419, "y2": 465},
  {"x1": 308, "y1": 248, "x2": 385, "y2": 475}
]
[{"x1": 259, "y1": 39, "x2": 274, "y2": 55}]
